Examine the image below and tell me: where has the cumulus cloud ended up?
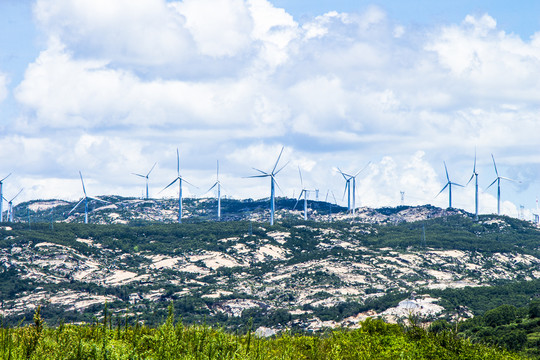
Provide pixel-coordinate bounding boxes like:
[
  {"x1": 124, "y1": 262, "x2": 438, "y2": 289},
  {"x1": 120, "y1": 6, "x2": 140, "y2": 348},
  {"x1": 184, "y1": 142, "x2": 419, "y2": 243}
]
[
  {"x1": 0, "y1": 72, "x2": 7, "y2": 103},
  {"x1": 3, "y1": 2, "x2": 540, "y2": 217}
]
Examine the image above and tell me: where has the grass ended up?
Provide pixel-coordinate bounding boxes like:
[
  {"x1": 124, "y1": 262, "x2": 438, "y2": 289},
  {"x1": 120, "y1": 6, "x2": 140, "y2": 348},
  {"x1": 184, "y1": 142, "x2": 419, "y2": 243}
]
[{"x1": 0, "y1": 306, "x2": 524, "y2": 359}]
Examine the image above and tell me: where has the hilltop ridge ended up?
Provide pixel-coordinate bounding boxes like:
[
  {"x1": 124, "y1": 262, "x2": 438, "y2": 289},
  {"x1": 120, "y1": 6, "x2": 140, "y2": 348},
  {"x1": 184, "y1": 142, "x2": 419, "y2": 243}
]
[{"x1": 14, "y1": 195, "x2": 467, "y2": 225}]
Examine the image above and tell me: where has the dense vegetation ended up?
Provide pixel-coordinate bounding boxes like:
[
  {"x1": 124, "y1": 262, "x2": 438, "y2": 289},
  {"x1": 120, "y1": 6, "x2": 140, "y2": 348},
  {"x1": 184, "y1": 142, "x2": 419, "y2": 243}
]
[
  {"x1": 2, "y1": 208, "x2": 540, "y2": 328},
  {"x1": 0, "y1": 306, "x2": 524, "y2": 359},
  {"x1": 427, "y1": 299, "x2": 540, "y2": 358}
]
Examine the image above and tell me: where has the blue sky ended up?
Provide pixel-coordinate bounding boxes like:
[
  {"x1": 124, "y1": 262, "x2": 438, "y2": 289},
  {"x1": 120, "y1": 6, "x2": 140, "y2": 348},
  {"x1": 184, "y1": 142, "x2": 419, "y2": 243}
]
[
  {"x1": 273, "y1": 0, "x2": 540, "y2": 38},
  {"x1": 0, "y1": 0, "x2": 539, "y2": 219}
]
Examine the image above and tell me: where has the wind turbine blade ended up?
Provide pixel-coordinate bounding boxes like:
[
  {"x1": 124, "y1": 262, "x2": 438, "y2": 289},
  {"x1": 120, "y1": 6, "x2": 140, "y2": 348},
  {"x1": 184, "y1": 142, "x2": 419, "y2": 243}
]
[
  {"x1": 69, "y1": 198, "x2": 85, "y2": 215},
  {"x1": 491, "y1": 154, "x2": 499, "y2": 177},
  {"x1": 273, "y1": 176, "x2": 284, "y2": 195},
  {"x1": 452, "y1": 182, "x2": 465, "y2": 188},
  {"x1": 89, "y1": 196, "x2": 110, "y2": 204},
  {"x1": 244, "y1": 174, "x2": 270, "y2": 178},
  {"x1": 325, "y1": 190, "x2": 329, "y2": 202},
  {"x1": 293, "y1": 190, "x2": 304, "y2": 210},
  {"x1": 0, "y1": 173, "x2": 11, "y2": 182},
  {"x1": 147, "y1": 162, "x2": 157, "y2": 177},
  {"x1": 206, "y1": 182, "x2": 218, "y2": 194},
  {"x1": 331, "y1": 191, "x2": 337, "y2": 205},
  {"x1": 486, "y1": 178, "x2": 498, "y2": 190},
  {"x1": 274, "y1": 160, "x2": 289, "y2": 176},
  {"x1": 466, "y1": 173, "x2": 475, "y2": 186},
  {"x1": 473, "y1": 148, "x2": 477, "y2": 173},
  {"x1": 79, "y1": 171, "x2": 87, "y2": 196},
  {"x1": 182, "y1": 178, "x2": 199, "y2": 189},
  {"x1": 271, "y1": 147, "x2": 285, "y2": 174},
  {"x1": 500, "y1": 176, "x2": 518, "y2": 183},
  {"x1": 252, "y1": 167, "x2": 269, "y2": 175},
  {"x1": 11, "y1": 189, "x2": 23, "y2": 202},
  {"x1": 176, "y1": 148, "x2": 180, "y2": 176},
  {"x1": 160, "y1": 178, "x2": 179, "y2": 193},
  {"x1": 342, "y1": 182, "x2": 348, "y2": 201},
  {"x1": 2, "y1": 196, "x2": 7, "y2": 202},
  {"x1": 132, "y1": 173, "x2": 146, "y2": 178},
  {"x1": 337, "y1": 167, "x2": 346, "y2": 179},
  {"x1": 354, "y1": 161, "x2": 371, "y2": 177},
  {"x1": 443, "y1": 162, "x2": 449, "y2": 182},
  {"x1": 219, "y1": 183, "x2": 227, "y2": 192},
  {"x1": 298, "y1": 166, "x2": 304, "y2": 188},
  {"x1": 436, "y1": 183, "x2": 449, "y2": 197}
]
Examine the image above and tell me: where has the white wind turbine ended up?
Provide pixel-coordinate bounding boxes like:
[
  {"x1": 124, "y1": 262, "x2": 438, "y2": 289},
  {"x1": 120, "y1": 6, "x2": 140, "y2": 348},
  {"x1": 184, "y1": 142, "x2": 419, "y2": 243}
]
[
  {"x1": 247, "y1": 147, "x2": 288, "y2": 226},
  {"x1": 436, "y1": 162, "x2": 464, "y2": 208},
  {"x1": 466, "y1": 150, "x2": 479, "y2": 221},
  {"x1": 487, "y1": 154, "x2": 518, "y2": 215},
  {"x1": 160, "y1": 149, "x2": 196, "y2": 223},
  {"x1": 338, "y1": 162, "x2": 370, "y2": 214},
  {"x1": 0, "y1": 173, "x2": 11, "y2": 222},
  {"x1": 206, "y1": 160, "x2": 223, "y2": 220},
  {"x1": 132, "y1": 162, "x2": 157, "y2": 199},
  {"x1": 293, "y1": 166, "x2": 314, "y2": 220},
  {"x1": 69, "y1": 171, "x2": 109, "y2": 224},
  {"x1": 3, "y1": 188, "x2": 23, "y2": 222},
  {"x1": 337, "y1": 168, "x2": 352, "y2": 212}
]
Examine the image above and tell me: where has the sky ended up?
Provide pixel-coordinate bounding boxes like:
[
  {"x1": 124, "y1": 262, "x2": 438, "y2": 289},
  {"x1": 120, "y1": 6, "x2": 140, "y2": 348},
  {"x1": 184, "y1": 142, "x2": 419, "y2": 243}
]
[{"x1": 0, "y1": 0, "x2": 539, "y2": 219}]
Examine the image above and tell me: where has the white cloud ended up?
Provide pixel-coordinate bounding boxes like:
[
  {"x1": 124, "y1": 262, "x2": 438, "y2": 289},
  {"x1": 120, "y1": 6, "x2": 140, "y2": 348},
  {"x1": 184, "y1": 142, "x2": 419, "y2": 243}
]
[
  {"x1": 2, "y1": 4, "x2": 540, "y2": 217},
  {"x1": 177, "y1": 0, "x2": 252, "y2": 57},
  {"x1": 0, "y1": 72, "x2": 7, "y2": 103},
  {"x1": 33, "y1": 0, "x2": 193, "y2": 66}
]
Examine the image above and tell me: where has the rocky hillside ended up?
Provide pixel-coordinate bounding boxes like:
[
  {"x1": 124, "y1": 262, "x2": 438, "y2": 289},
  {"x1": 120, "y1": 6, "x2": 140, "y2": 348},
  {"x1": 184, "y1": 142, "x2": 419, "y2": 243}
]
[
  {"x1": 14, "y1": 195, "x2": 465, "y2": 225},
  {"x1": 2, "y1": 197, "x2": 540, "y2": 332}
]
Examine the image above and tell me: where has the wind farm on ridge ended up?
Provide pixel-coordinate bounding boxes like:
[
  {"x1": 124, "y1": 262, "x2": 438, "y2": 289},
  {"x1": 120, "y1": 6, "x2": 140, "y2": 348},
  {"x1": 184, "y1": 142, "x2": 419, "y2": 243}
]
[{"x1": 0, "y1": 147, "x2": 534, "y2": 225}]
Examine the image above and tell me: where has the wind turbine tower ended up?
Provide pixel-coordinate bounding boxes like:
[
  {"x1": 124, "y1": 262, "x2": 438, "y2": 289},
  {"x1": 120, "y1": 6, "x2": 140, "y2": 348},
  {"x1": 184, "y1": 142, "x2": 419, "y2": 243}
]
[
  {"x1": 161, "y1": 149, "x2": 196, "y2": 223},
  {"x1": 436, "y1": 162, "x2": 464, "y2": 208},
  {"x1": 132, "y1": 162, "x2": 157, "y2": 199},
  {"x1": 207, "y1": 160, "x2": 223, "y2": 220},
  {"x1": 247, "y1": 147, "x2": 288, "y2": 226},
  {"x1": 4, "y1": 189, "x2": 23, "y2": 222},
  {"x1": 466, "y1": 150, "x2": 479, "y2": 221},
  {"x1": 0, "y1": 174, "x2": 11, "y2": 222},
  {"x1": 69, "y1": 171, "x2": 109, "y2": 224},
  {"x1": 294, "y1": 167, "x2": 314, "y2": 220},
  {"x1": 337, "y1": 169, "x2": 352, "y2": 212},
  {"x1": 338, "y1": 162, "x2": 370, "y2": 214},
  {"x1": 487, "y1": 154, "x2": 517, "y2": 215}
]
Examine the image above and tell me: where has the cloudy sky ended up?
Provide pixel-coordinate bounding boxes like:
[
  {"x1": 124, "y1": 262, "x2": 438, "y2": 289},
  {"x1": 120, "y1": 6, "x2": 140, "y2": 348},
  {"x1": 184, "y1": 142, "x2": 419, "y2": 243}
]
[{"x1": 1, "y1": 0, "x2": 539, "y2": 219}]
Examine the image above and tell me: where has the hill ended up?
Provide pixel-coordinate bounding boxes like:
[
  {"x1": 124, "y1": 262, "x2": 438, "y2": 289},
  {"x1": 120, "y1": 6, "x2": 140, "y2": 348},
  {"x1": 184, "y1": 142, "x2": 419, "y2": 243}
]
[{"x1": 1, "y1": 196, "x2": 540, "y2": 333}]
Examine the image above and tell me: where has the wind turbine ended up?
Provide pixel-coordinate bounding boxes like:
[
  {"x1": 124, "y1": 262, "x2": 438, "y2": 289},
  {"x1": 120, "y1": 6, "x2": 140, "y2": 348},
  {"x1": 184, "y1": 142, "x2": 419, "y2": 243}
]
[
  {"x1": 337, "y1": 169, "x2": 352, "y2": 212},
  {"x1": 325, "y1": 189, "x2": 338, "y2": 219},
  {"x1": 132, "y1": 162, "x2": 157, "y2": 199},
  {"x1": 3, "y1": 188, "x2": 23, "y2": 222},
  {"x1": 206, "y1": 160, "x2": 223, "y2": 220},
  {"x1": 349, "y1": 162, "x2": 370, "y2": 213},
  {"x1": 338, "y1": 162, "x2": 370, "y2": 214},
  {"x1": 247, "y1": 147, "x2": 288, "y2": 226},
  {"x1": 436, "y1": 162, "x2": 464, "y2": 208},
  {"x1": 160, "y1": 149, "x2": 196, "y2": 223},
  {"x1": 466, "y1": 150, "x2": 479, "y2": 221},
  {"x1": 293, "y1": 167, "x2": 313, "y2": 220},
  {"x1": 0, "y1": 173, "x2": 11, "y2": 222},
  {"x1": 487, "y1": 154, "x2": 517, "y2": 215},
  {"x1": 69, "y1": 171, "x2": 109, "y2": 224}
]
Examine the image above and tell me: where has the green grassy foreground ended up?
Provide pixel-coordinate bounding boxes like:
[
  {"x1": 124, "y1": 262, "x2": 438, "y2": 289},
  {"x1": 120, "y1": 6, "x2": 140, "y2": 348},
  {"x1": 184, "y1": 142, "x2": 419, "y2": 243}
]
[{"x1": 0, "y1": 307, "x2": 523, "y2": 360}]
